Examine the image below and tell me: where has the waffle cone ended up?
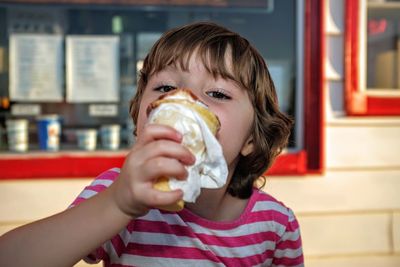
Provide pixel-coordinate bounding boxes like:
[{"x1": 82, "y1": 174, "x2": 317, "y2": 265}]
[{"x1": 148, "y1": 89, "x2": 220, "y2": 211}]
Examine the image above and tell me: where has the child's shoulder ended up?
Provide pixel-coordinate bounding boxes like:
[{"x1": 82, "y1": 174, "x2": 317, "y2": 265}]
[
  {"x1": 250, "y1": 188, "x2": 298, "y2": 225},
  {"x1": 69, "y1": 168, "x2": 120, "y2": 208},
  {"x1": 251, "y1": 187, "x2": 288, "y2": 206},
  {"x1": 84, "y1": 167, "x2": 120, "y2": 188},
  {"x1": 94, "y1": 167, "x2": 121, "y2": 181}
]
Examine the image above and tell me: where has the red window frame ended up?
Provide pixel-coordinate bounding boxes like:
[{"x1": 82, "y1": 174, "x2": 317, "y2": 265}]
[
  {"x1": 345, "y1": 0, "x2": 400, "y2": 116},
  {"x1": 0, "y1": 0, "x2": 325, "y2": 179}
]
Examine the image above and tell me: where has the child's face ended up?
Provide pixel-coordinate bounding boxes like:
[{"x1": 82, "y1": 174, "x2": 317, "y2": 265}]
[{"x1": 136, "y1": 54, "x2": 254, "y2": 175}]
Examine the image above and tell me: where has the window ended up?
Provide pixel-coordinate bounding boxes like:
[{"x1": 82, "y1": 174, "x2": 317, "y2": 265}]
[
  {"x1": 1, "y1": 1, "x2": 299, "y2": 144},
  {"x1": 0, "y1": 0, "x2": 324, "y2": 178},
  {"x1": 345, "y1": 0, "x2": 400, "y2": 115},
  {"x1": 366, "y1": 1, "x2": 400, "y2": 91}
]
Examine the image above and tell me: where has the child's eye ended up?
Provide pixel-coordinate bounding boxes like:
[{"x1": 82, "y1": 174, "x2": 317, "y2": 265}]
[
  {"x1": 207, "y1": 90, "x2": 231, "y2": 100},
  {"x1": 154, "y1": 85, "x2": 177, "y2": 93}
]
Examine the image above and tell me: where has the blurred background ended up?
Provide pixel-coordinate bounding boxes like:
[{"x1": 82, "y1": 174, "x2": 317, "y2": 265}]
[{"x1": 0, "y1": 0, "x2": 399, "y2": 266}]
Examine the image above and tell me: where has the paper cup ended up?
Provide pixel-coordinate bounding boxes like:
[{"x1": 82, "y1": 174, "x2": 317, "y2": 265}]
[
  {"x1": 6, "y1": 119, "x2": 29, "y2": 152},
  {"x1": 37, "y1": 115, "x2": 61, "y2": 151},
  {"x1": 76, "y1": 129, "x2": 97, "y2": 151},
  {"x1": 100, "y1": 124, "x2": 120, "y2": 150}
]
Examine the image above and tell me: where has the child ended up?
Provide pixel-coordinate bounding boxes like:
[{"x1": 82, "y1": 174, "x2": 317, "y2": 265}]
[{"x1": 0, "y1": 22, "x2": 303, "y2": 266}]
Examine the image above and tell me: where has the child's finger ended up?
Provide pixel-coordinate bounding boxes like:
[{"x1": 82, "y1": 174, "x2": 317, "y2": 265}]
[
  {"x1": 136, "y1": 124, "x2": 182, "y2": 146},
  {"x1": 142, "y1": 157, "x2": 189, "y2": 181},
  {"x1": 144, "y1": 188, "x2": 184, "y2": 208},
  {"x1": 140, "y1": 140, "x2": 195, "y2": 166}
]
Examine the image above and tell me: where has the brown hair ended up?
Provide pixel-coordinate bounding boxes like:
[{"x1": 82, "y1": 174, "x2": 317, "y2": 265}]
[{"x1": 130, "y1": 22, "x2": 293, "y2": 199}]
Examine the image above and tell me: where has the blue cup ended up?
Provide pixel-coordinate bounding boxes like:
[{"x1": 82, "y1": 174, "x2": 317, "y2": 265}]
[{"x1": 37, "y1": 115, "x2": 61, "y2": 151}]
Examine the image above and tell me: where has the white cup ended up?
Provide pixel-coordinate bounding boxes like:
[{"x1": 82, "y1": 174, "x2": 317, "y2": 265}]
[
  {"x1": 100, "y1": 124, "x2": 120, "y2": 150},
  {"x1": 6, "y1": 119, "x2": 29, "y2": 152},
  {"x1": 76, "y1": 129, "x2": 97, "y2": 151}
]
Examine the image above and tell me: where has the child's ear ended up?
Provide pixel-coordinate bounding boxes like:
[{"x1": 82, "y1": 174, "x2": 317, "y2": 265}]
[{"x1": 240, "y1": 137, "x2": 254, "y2": 157}]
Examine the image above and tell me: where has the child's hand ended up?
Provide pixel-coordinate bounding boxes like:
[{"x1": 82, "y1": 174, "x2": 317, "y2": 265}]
[{"x1": 110, "y1": 124, "x2": 195, "y2": 218}]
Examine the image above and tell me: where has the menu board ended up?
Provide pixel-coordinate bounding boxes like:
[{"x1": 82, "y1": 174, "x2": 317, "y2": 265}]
[
  {"x1": 66, "y1": 35, "x2": 119, "y2": 103},
  {"x1": 9, "y1": 34, "x2": 63, "y2": 102}
]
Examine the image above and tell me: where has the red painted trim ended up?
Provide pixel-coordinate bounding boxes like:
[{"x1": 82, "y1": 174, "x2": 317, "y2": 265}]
[
  {"x1": 266, "y1": 151, "x2": 307, "y2": 176},
  {"x1": 303, "y1": 0, "x2": 325, "y2": 173},
  {"x1": 365, "y1": 97, "x2": 400, "y2": 115},
  {"x1": 0, "y1": 152, "x2": 126, "y2": 179},
  {"x1": 0, "y1": 151, "x2": 306, "y2": 179},
  {"x1": 344, "y1": 0, "x2": 400, "y2": 116},
  {"x1": 344, "y1": 0, "x2": 371, "y2": 115}
]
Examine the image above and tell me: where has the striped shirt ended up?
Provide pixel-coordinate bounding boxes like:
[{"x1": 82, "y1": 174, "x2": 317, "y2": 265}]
[{"x1": 71, "y1": 168, "x2": 304, "y2": 267}]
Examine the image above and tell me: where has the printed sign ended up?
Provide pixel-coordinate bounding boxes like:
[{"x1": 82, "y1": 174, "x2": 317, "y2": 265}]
[
  {"x1": 9, "y1": 34, "x2": 63, "y2": 102},
  {"x1": 66, "y1": 35, "x2": 120, "y2": 103}
]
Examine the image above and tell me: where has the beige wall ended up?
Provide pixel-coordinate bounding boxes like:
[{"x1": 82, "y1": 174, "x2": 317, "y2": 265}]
[
  {"x1": 0, "y1": 179, "x2": 100, "y2": 267},
  {"x1": 1, "y1": 168, "x2": 399, "y2": 267},
  {"x1": 267, "y1": 169, "x2": 400, "y2": 267},
  {"x1": 265, "y1": 0, "x2": 400, "y2": 266}
]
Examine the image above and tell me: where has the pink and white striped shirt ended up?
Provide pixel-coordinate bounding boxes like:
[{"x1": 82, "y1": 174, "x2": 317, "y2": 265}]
[{"x1": 70, "y1": 168, "x2": 304, "y2": 267}]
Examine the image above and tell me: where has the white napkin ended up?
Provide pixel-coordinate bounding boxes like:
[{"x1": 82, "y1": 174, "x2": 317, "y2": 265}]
[{"x1": 148, "y1": 103, "x2": 228, "y2": 203}]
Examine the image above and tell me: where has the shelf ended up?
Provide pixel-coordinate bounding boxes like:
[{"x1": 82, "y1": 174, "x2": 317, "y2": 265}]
[{"x1": 0, "y1": 149, "x2": 308, "y2": 179}]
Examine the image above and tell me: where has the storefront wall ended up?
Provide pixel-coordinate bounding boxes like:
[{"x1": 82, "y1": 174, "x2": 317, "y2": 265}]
[
  {"x1": 1, "y1": 0, "x2": 400, "y2": 267},
  {"x1": 268, "y1": 0, "x2": 400, "y2": 266}
]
